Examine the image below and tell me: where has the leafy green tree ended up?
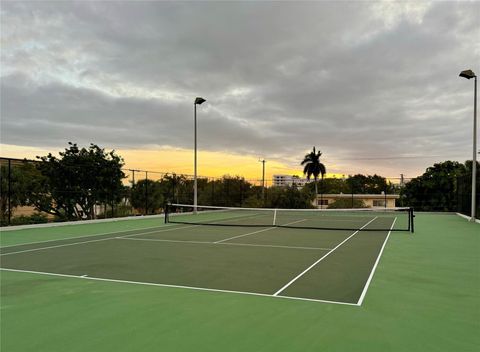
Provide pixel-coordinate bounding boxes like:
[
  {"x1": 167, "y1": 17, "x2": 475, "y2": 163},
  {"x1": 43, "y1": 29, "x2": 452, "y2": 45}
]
[
  {"x1": 346, "y1": 174, "x2": 393, "y2": 194},
  {"x1": 265, "y1": 186, "x2": 314, "y2": 209},
  {"x1": 25, "y1": 143, "x2": 125, "y2": 220},
  {"x1": 303, "y1": 177, "x2": 349, "y2": 195},
  {"x1": 0, "y1": 161, "x2": 38, "y2": 224},
  {"x1": 301, "y1": 147, "x2": 326, "y2": 196},
  {"x1": 159, "y1": 173, "x2": 188, "y2": 204},
  {"x1": 401, "y1": 161, "x2": 467, "y2": 211},
  {"x1": 131, "y1": 179, "x2": 164, "y2": 214},
  {"x1": 197, "y1": 176, "x2": 251, "y2": 207}
]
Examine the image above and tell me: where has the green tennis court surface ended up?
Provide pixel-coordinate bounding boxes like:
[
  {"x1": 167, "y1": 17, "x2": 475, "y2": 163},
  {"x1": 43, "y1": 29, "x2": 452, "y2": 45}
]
[
  {"x1": 1, "y1": 213, "x2": 478, "y2": 351},
  {"x1": 1, "y1": 209, "x2": 402, "y2": 305}
]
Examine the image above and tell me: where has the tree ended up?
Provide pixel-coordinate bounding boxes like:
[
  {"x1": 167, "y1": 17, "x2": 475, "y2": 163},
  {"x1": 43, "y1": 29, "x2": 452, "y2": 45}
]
[
  {"x1": 25, "y1": 143, "x2": 125, "y2": 220},
  {"x1": 0, "y1": 161, "x2": 38, "y2": 224},
  {"x1": 196, "y1": 176, "x2": 252, "y2": 207},
  {"x1": 302, "y1": 177, "x2": 349, "y2": 195},
  {"x1": 346, "y1": 174, "x2": 393, "y2": 194},
  {"x1": 159, "y1": 173, "x2": 188, "y2": 204},
  {"x1": 401, "y1": 161, "x2": 467, "y2": 211},
  {"x1": 265, "y1": 186, "x2": 315, "y2": 209},
  {"x1": 301, "y1": 147, "x2": 326, "y2": 196},
  {"x1": 131, "y1": 179, "x2": 164, "y2": 214}
]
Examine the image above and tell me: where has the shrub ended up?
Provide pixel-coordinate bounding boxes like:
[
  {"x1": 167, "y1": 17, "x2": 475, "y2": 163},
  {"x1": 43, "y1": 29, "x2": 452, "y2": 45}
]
[
  {"x1": 327, "y1": 198, "x2": 367, "y2": 209},
  {"x1": 9, "y1": 213, "x2": 49, "y2": 226}
]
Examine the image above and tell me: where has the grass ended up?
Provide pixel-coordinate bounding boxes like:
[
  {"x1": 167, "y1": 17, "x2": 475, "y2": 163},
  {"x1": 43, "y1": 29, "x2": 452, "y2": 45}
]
[{"x1": 1, "y1": 213, "x2": 478, "y2": 351}]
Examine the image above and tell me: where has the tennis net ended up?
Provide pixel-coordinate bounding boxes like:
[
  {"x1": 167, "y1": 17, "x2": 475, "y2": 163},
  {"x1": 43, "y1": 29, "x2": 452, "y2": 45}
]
[{"x1": 165, "y1": 204, "x2": 415, "y2": 232}]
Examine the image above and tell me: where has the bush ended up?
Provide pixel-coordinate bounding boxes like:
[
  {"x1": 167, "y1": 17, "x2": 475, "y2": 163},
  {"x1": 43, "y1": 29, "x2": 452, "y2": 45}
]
[
  {"x1": 327, "y1": 198, "x2": 367, "y2": 209},
  {"x1": 97, "y1": 204, "x2": 135, "y2": 218},
  {"x1": 9, "y1": 213, "x2": 49, "y2": 226}
]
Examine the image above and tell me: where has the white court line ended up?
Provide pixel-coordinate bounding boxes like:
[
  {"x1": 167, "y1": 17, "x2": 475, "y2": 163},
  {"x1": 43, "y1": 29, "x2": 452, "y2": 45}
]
[
  {"x1": 0, "y1": 225, "x2": 201, "y2": 257},
  {"x1": 356, "y1": 217, "x2": 397, "y2": 306},
  {"x1": 273, "y1": 217, "x2": 378, "y2": 296},
  {"x1": 117, "y1": 237, "x2": 212, "y2": 245},
  {"x1": 0, "y1": 267, "x2": 358, "y2": 306},
  {"x1": 0, "y1": 223, "x2": 181, "y2": 249},
  {"x1": 213, "y1": 219, "x2": 307, "y2": 244},
  {"x1": 0, "y1": 211, "x2": 266, "y2": 250},
  {"x1": 116, "y1": 236, "x2": 332, "y2": 251}
]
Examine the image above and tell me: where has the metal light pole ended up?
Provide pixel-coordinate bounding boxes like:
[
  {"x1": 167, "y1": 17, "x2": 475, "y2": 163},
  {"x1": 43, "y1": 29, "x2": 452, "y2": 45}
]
[
  {"x1": 194, "y1": 97, "x2": 206, "y2": 213},
  {"x1": 459, "y1": 69, "x2": 477, "y2": 221}
]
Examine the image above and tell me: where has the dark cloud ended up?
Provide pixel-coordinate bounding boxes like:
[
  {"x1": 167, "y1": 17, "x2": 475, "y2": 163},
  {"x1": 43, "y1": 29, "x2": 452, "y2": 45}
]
[{"x1": 1, "y1": 1, "x2": 479, "y2": 176}]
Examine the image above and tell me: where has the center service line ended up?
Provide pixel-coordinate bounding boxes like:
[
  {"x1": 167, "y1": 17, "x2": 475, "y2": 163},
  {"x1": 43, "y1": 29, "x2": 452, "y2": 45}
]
[{"x1": 273, "y1": 216, "x2": 378, "y2": 297}]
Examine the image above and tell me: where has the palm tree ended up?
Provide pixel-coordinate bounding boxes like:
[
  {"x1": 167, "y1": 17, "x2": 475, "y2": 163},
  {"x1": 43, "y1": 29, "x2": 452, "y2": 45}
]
[{"x1": 301, "y1": 147, "x2": 326, "y2": 206}]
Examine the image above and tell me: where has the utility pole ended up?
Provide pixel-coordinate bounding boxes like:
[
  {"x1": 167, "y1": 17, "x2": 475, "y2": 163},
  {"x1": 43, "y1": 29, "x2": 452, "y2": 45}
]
[
  {"x1": 259, "y1": 159, "x2": 266, "y2": 203},
  {"x1": 128, "y1": 169, "x2": 142, "y2": 189}
]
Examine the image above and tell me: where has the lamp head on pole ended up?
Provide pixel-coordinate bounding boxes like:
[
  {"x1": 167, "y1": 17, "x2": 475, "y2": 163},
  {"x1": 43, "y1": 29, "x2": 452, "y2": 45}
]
[
  {"x1": 459, "y1": 69, "x2": 476, "y2": 79},
  {"x1": 195, "y1": 97, "x2": 206, "y2": 105}
]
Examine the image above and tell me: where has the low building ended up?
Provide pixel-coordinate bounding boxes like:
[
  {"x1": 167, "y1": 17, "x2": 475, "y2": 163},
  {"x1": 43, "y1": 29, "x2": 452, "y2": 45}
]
[
  {"x1": 314, "y1": 193, "x2": 399, "y2": 209},
  {"x1": 273, "y1": 174, "x2": 310, "y2": 188}
]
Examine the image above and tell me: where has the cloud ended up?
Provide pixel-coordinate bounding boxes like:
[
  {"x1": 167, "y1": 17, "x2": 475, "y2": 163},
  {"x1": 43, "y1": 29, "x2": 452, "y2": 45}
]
[{"x1": 1, "y1": 1, "x2": 479, "y2": 176}]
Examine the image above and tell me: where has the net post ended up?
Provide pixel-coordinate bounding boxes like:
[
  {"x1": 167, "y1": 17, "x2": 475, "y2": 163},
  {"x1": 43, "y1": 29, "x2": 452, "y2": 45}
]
[
  {"x1": 409, "y1": 207, "x2": 415, "y2": 233},
  {"x1": 164, "y1": 203, "x2": 169, "y2": 224}
]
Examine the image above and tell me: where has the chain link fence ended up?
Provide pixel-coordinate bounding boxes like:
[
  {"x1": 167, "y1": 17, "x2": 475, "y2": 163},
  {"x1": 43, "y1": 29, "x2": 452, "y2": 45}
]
[{"x1": 3, "y1": 155, "x2": 478, "y2": 226}]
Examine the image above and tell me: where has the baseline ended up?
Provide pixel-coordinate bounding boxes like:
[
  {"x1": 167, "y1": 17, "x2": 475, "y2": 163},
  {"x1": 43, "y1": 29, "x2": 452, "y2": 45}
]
[{"x1": 0, "y1": 267, "x2": 358, "y2": 306}]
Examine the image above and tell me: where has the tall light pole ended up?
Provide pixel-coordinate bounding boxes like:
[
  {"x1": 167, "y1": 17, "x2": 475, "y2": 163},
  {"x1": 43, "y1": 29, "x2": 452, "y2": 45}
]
[
  {"x1": 194, "y1": 97, "x2": 206, "y2": 213},
  {"x1": 459, "y1": 69, "x2": 477, "y2": 221}
]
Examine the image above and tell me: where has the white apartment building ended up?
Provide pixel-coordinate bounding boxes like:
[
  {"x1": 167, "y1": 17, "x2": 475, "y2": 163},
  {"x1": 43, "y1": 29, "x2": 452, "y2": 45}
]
[{"x1": 272, "y1": 174, "x2": 310, "y2": 188}]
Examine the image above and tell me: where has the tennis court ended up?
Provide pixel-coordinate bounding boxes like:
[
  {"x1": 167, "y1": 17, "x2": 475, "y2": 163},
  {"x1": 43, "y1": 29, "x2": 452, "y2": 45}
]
[
  {"x1": 1, "y1": 212, "x2": 479, "y2": 352},
  {"x1": 0, "y1": 205, "x2": 414, "y2": 305}
]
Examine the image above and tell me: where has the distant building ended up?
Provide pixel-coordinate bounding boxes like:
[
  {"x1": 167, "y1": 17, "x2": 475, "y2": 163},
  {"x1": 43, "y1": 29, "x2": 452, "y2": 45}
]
[
  {"x1": 273, "y1": 174, "x2": 310, "y2": 188},
  {"x1": 314, "y1": 193, "x2": 400, "y2": 209}
]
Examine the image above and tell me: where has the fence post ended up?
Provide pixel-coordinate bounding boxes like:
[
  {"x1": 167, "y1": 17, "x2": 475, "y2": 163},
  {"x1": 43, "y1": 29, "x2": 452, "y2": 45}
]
[
  {"x1": 351, "y1": 182, "x2": 354, "y2": 208},
  {"x1": 145, "y1": 171, "x2": 148, "y2": 215},
  {"x1": 384, "y1": 185, "x2": 387, "y2": 209}
]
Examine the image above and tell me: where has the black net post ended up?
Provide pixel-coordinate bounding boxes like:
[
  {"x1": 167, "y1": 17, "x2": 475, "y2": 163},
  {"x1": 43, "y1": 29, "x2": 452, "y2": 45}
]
[
  {"x1": 164, "y1": 203, "x2": 169, "y2": 223},
  {"x1": 410, "y1": 208, "x2": 415, "y2": 233}
]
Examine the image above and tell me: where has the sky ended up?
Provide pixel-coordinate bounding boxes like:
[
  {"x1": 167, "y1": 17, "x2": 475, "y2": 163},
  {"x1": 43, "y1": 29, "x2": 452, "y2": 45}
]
[{"x1": 1, "y1": 0, "x2": 479, "y2": 182}]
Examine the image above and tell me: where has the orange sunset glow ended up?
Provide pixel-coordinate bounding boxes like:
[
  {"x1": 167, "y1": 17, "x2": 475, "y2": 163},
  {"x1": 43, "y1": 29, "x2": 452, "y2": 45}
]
[{"x1": 0, "y1": 143, "x2": 347, "y2": 184}]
